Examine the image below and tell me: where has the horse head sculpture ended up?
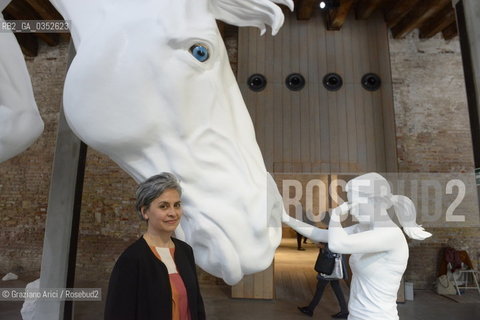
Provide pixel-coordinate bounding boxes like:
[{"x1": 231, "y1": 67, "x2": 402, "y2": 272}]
[
  {"x1": 49, "y1": 0, "x2": 293, "y2": 284},
  {"x1": 0, "y1": 0, "x2": 44, "y2": 163}
]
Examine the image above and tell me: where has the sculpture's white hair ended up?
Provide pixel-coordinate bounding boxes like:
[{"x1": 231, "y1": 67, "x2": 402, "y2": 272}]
[
  {"x1": 347, "y1": 173, "x2": 432, "y2": 241},
  {"x1": 209, "y1": 0, "x2": 294, "y2": 35},
  {"x1": 391, "y1": 195, "x2": 432, "y2": 240}
]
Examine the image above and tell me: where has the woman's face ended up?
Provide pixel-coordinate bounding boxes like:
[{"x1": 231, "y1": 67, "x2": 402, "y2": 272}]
[{"x1": 142, "y1": 189, "x2": 183, "y2": 234}]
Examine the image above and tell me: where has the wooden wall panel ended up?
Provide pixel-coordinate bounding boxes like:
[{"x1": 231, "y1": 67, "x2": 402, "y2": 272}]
[
  {"x1": 231, "y1": 262, "x2": 275, "y2": 299},
  {"x1": 238, "y1": 9, "x2": 398, "y2": 174}
]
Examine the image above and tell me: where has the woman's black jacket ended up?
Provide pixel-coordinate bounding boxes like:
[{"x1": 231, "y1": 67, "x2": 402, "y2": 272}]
[{"x1": 104, "y1": 236, "x2": 206, "y2": 320}]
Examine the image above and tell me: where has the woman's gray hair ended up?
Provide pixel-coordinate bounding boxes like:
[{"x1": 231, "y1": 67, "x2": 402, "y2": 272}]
[{"x1": 135, "y1": 172, "x2": 182, "y2": 221}]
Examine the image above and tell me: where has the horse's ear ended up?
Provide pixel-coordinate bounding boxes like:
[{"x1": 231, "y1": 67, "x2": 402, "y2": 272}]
[{"x1": 209, "y1": 0, "x2": 293, "y2": 36}]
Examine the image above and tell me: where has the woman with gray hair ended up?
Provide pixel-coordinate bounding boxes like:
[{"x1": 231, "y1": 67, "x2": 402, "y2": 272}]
[{"x1": 105, "y1": 172, "x2": 205, "y2": 320}]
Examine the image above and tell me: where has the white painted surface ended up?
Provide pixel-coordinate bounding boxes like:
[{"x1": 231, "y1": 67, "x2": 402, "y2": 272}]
[{"x1": 0, "y1": 0, "x2": 44, "y2": 163}]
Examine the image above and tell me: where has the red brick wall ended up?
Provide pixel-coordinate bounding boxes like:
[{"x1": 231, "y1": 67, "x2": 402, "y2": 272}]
[
  {"x1": 75, "y1": 150, "x2": 139, "y2": 281},
  {"x1": 0, "y1": 41, "x2": 68, "y2": 277},
  {"x1": 390, "y1": 30, "x2": 479, "y2": 288}
]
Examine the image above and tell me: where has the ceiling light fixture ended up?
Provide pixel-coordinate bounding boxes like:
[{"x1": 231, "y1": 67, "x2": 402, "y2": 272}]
[{"x1": 319, "y1": 0, "x2": 340, "y2": 10}]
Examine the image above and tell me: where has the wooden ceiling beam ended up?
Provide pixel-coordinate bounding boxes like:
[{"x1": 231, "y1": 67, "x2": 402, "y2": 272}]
[
  {"x1": 24, "y1": 0, "x2": 64, "y2": 21},
  {"x1": 391, "y1": 0, "x2": 451, "y2": 39},
  {"x1": 4, "y1": 0, "x2": 60, "y2": 46},
  {"x1": 419, "y1": 4, "x2": 456, "y2": 39},
  {"x1": 355, "y1": 0, "x2": 384, "y2": 20},
  {"x1": 296, "y1": 0, "x2": 319, "y2": 20},
  {"x1": 14, "y1": 32, "x2": 39, "y2": 57},
  {"x1": 442, "y1": 21, "x2": 458, "y2": 40},
  {"x1": 379, "y1": 0, "x2": 396, "y2": 11},
  {"x1": 4, "y1": 0, "x2": 42, "y2": 21},
  {"x1": 327, "y1": 0, "x2": 355, "y2": 30},
  {"x1": 385, "y1": 0, "x2": 421, "y2": 28}
]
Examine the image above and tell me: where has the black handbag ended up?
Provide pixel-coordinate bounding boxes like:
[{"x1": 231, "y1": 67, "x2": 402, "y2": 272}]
[{"x1": 314, "y1": 246, "x2": 337, "y2": 274}]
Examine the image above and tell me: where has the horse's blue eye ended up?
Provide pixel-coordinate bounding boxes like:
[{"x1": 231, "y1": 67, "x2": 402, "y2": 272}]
[{"x1": 190, "y1": 44, "x2": 209, "y2": 62}]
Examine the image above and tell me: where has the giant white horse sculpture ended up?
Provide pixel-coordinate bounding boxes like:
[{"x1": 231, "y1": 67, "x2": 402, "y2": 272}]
[
  {"x1": 0, "y1": 0, "x2": 44, "y2": 163},
  {"x1": 46, "y1": 0, "x2": 293, "y2": 285}
]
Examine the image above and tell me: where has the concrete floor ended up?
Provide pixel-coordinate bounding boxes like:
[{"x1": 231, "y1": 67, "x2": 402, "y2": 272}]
[
  {"x1": 203, "y1": 287, "x2": 480, "y2": 320},
  {"x1": 1, "y1": 239, "x2": 479, "y2": 319}
]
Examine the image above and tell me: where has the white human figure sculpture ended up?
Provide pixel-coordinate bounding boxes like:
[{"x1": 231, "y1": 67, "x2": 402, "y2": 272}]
[
  {"x1": 47, "y1": 0, "x2": 293, "y2": 285},
  {"x1": 0, "y1": 0, "x2": 44, "y2": 163},
  {"x1": 284, "y1": 173, "x2": 432, "y2": 320}
]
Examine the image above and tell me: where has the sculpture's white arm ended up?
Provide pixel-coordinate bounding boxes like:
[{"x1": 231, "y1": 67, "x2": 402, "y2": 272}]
[
  {"x1": 282, "y1": 210, "x2": 358, "y2": 243},
  {"x1": 328, "y1": 204, "x2": 401, "y2": 254},
  {"x1": 335, "y1": 223, "x2": 358, "y2": 235},
  {"x1": 282, "y1": 211, "x2": 328, "y2": 242},
  {"x1": 0, "y1": 5, "x2": 44, "y2": 163}
]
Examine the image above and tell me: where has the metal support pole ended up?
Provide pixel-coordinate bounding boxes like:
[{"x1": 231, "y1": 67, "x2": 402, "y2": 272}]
[{"x1": 36, "y1": 42, "x2": 85, "y2": 320}]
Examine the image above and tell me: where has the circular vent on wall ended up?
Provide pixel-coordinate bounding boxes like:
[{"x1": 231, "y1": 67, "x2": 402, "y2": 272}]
[
  {"x1": 285, "y1": 73, "x2": 306, "y2": 91},
  {"x1": 361, "y1": 73, "x2": 381, "y2": 91},
  {"x1": 323, "y1": 73, "x2": 343, "y2": 91},
  {"x1": 247, "y1": 74, "x2": 267, "y2": 92}
]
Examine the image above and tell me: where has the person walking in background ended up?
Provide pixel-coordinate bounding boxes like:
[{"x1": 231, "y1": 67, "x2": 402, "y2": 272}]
[
  {"x1": 298, "y1": 243, "x2": 349, "y2": 319},
  {"x1": 296, "y1": 231, "x2": 307, "y2": 250},
  {"x1": 296, "y1": 209, "x2": 315, "y2": 250}
]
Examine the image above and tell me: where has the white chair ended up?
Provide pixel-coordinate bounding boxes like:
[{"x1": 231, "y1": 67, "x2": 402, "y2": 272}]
[
  {"x1": 452, "y1": 269, "x2": 480, "y2": 295},
  {"x1": 447, "y1": 259, "x2": 480, "y2": 295}
]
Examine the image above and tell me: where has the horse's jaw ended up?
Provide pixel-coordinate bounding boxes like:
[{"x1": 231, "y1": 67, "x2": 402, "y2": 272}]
[
  {"x1": 180, "y1": 174, "x2": 284, "y2": 285},
  {"x1": 106, "y1": 131, "x2": 284, "y2": 285}
]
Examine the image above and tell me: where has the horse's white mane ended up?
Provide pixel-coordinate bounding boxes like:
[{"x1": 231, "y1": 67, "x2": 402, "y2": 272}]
[
  {"x1": 210, "y1": 0, "x2": 293, "y2": 35},
  {"x1": 48, "y1": 0, "x2": 294, "y2": 47}
]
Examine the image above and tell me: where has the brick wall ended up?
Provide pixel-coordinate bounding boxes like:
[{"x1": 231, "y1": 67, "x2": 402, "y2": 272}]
[
  {"x1": 1, "y1": 27, "x2": 479, "y2": 290},
  {"x1": 75, "y1": 150, "x2": 140, "y2": 281},
  {"x1": 389, "y1": 30, "x2": 479, "y2": 289},
  {"x1": 390, "y1": 30, "x2": 474, "y2": 173},
  {"x1": 0, "y1": 40, "x2": 68, "y2": 277}
]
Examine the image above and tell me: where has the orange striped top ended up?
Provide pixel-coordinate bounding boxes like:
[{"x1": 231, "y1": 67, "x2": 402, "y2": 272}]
[{"x1": 149, "y1": 245, "x2": 191, "y2": 320}]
